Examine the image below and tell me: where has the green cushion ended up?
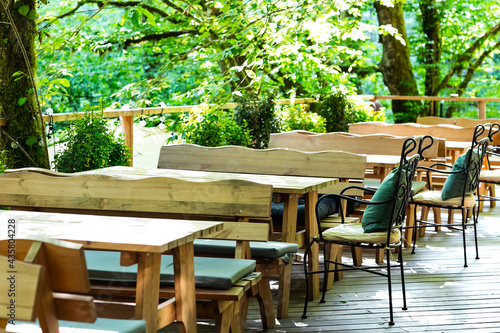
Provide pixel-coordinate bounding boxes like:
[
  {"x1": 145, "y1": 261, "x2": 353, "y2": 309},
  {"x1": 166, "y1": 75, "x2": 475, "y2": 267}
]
[
  {"x1": 10, "y1": 318, "x2": 147, "y2": 333},
  {"x1": 193, "y1": 239, "x2": 299, "y2": 259},
  {"x1": 361, "y1": 167, "x2": 405, "y2": 233},
  {"x1": 441, "y1": 150, "x2": 479, "y2": 200},
  {"x1": 85, "y1": 250, "x2": 256, "y2": 290}
]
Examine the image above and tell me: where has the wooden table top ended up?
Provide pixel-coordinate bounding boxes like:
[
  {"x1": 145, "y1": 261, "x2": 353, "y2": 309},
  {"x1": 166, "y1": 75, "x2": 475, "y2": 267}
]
[
  {"x1": 0, "y1": 210, "x2": 223, "y2": 253},
  {"x1": 364, "y1": 154, "x2": 401, "y2": 167},
  {"x1": 84, "y1": 166, "x2": 340, "y2": 194}
]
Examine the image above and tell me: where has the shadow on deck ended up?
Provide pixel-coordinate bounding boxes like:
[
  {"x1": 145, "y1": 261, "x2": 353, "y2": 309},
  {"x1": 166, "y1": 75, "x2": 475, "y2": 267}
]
[{"x1": 161, "y1": 201, "x2": 500, "y2": 332}]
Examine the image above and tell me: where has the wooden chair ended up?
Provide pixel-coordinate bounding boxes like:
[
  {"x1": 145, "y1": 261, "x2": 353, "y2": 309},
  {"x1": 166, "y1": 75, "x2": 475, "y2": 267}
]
[
  {"x1": 0, "y1": 237, "x2": 147, "y2": 333},
  {"x1": 0, "y1": 171, "x2": 276, "y2": 332},
  {"x1": 302, "y1": 137, "x2": 422, "y2": 326}
]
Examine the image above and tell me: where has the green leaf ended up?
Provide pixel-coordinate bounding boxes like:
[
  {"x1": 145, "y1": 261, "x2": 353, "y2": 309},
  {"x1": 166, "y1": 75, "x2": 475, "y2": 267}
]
[
  {"x1": 18, "y1": 5, "x2": 30, "y2": 16},
  {"x1": 18, "y1": 97, "x2": 27, "y2": 106},
  {"x1": 28, "y1": 88, "x2": 34, "y2": 94},
  {"x1": 1, "y1": 38, "x2": 7, "y2": 44},
  {"x1": 137, "y1": 7, "x2": 155, "y2": 26},
  {"x1": 25, "y1": 137, "x2": 38, "y2": 147},
  {"x1": 28, "y1": 9, "x2": 38, "y2": 21}
]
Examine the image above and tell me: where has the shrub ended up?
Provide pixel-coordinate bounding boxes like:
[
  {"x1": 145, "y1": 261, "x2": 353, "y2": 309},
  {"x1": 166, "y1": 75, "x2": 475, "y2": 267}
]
[
  {"x1": 233, "y1": 94, "x2": 280, "y2": 149},
  {"x1": 313, "y1": 91, "x2": 386, "y2": 132},
  {"x1": 0, "y1": 150, "x2": 6, "y2": 174},
  {"x1": 279, "y1": 104, "x2": 326, "y2": 133},
  {"x1": 53, "y1": 104, "x2": 131, "y2": 172},
  {"x1": 171, "y1": 103, "x2": 251, "y2": 147}
]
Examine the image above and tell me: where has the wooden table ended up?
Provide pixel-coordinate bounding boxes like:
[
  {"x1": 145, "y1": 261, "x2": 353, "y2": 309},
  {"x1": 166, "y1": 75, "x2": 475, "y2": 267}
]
[
  {"x1": 0, "y1": 210, "x2": 223, "y2": 333},
  {"x1": 364, "y1": 154, "x2": 401, "y2": 180},
  {"x1": 87, "y1": 166, "x2": 339, "y2": 301},
  {"x1": 446, "y1": 140, "x2": 470, "y2": 164}
]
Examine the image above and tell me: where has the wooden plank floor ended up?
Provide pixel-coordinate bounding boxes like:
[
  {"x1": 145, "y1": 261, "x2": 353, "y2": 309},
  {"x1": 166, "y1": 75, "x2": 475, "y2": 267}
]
[{"x1": 160, "y1": 201, "x2": 500, "y2": 332}]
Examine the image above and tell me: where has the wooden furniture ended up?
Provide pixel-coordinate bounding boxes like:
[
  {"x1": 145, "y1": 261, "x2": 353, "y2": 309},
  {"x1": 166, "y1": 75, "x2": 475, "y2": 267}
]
[
  {"x1": 0, "y1": 171, "x2": 275, "y2": 333},
  {"x1": 0, "y1": 211, "x2": 223, "y2": 333},
  {"x1": 349, "y1": 121, "x2": 491, "y2": 142},
  {"x1": 0, "y1": 238, "x2": 148, "y2": 332},
  {"x1": 157, "y1": 144, "x2": 364, "y2": 300},
  {"x1": 268, "y1": 131, "x2": 438, "y2": 179}
]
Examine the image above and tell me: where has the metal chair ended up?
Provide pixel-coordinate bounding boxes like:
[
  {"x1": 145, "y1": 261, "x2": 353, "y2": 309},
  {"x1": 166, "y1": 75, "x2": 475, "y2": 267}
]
[
  {"x1": 409, "y1": 124, "x2": 497, "y2": 267},
  {"x1": 302, "y1": 136, "x2": 428, "y2": 326}
]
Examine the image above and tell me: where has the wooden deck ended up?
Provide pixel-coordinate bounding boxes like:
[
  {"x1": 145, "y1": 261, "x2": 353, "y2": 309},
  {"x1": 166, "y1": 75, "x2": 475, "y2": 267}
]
[{"x1": 160, "y1": 200, "x2": 500, "y2": 332}]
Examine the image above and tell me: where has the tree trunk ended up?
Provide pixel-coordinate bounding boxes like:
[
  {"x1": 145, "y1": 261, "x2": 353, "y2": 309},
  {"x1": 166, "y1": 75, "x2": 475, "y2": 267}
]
[
  {"x1": 420, "y1": 0, "x2": 441, "y2": 116},
  {"x1": 0, "y1": 0, "x2": 49, "y2": 168},
  {"x1": 375, "y1": 1, "x2": 420, "y2": 123}
]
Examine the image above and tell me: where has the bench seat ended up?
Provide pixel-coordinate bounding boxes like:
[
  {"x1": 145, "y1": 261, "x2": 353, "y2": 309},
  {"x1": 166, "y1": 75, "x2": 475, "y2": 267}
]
[
  {"x1": 193, "y1": 239, "x2": 298, "y2": 260},
  {"x1": 8, "y1": 318, "x2": 147, "y2": 333},
  {"x1": 85, "y1": 250, "x2": 256, "y2": 290}
]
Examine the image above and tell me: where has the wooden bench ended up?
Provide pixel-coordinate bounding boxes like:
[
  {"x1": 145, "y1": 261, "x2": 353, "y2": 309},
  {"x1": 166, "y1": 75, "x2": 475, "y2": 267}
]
[
  {"x1": 268, "y1": 130, "x2": 441, "y2": 177},
  {"x1": 349, "y1": 121, "x2": 491, "y2": 142},
  {"x1": 0, "y1": 238, "x2": 147, "y2": 332},
  {"x1": 157, "y1": 144, "x2": 367, "y2": 290},
  {"x1": 0, "y1": 170, "x2": 276, "y2": 332}
]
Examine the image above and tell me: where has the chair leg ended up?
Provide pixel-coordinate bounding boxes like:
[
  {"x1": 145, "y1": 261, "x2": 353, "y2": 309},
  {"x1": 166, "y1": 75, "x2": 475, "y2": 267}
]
[
  {"x1": 386, "y1": 248, "x2": 395, "y2": 326},
  {"x1": 473, "y1": 206, "x2": 480, "y2": 260},
  {"x1": 302, "y1": 240, "x2": 315, "y2": 319},
  {"x1": 490, "y1": 183, "x2": 496, "y2": 208},
  {"x1": 398, "y1": 244, "x2": 407, "y2": 311},
  {"x1": 461, "y1": 208, "x2": 468, "y2": 268}
]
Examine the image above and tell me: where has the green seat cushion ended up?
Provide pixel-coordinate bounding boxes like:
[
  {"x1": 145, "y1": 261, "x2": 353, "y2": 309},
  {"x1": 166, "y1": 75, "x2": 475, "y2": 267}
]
[
  {"x1": 193, "y1": 239, "x2": 299, "y2": 259},
  {"x1": 85, "y1": 250, "x2": 256, "y2": 290},
  {"x1": 9, "y1": 318, "x2": 147, "y2": 333},
  {"x1": 362, "y1": 167, "x2": 405, "y2": 233},
  {"x1": 441, "y1": 150, "x2": 479, "y2": 200}
]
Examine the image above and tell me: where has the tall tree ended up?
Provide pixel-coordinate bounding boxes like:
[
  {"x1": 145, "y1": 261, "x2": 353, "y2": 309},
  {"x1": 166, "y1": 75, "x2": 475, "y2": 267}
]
[
  {"x1": 374, "y1": 0, "x2": 420, "y2": 122},
  {"x1": 0, "y1": 0, "x2": 49, "y2": 168}
]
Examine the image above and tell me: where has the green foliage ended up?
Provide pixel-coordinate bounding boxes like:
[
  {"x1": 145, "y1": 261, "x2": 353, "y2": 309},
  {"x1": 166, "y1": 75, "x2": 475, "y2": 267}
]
[
  {"x1": 233, "y1": 94, "x2": 280, "y2": 149},
  {"x1": 314, "y1": 91, "x2": 386, "y2": 132},
  {"x1": 53, "y1": 104, "x2": 131, "y2": 172},
  {"x1": 279, "y1": 105, "x2": 326, "y2": 133},
  {"x1": 0, "y1": 150, "x2": 6, "y2": 174},
  {"x1": 171, "y1": 104, "x2": 251, "y2": 147}
]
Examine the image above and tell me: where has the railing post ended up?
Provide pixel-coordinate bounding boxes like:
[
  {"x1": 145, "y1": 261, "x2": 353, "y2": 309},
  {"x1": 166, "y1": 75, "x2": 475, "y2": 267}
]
[
  {"x1": 478, "y1": 101, "x2": 487, "y2": 119},
  {"x1": 122, "y1": 115, "x2": 134, "y2": 165}
]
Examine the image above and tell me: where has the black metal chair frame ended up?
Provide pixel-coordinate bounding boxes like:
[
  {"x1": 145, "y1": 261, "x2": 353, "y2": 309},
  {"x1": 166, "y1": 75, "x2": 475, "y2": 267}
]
[
  {"x1": 302, "y1": 136, "x2": 430, "y2": 326},
  {"x1": 408, "y1": 124, "x2": 497, "y2": 267},
  {"x1": 478, "y1": 126, "x2": 500, "y2": 206}
]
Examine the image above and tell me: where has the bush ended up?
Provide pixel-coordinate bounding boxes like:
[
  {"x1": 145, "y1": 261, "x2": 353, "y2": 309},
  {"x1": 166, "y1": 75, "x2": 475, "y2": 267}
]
[
  {"x1": 233, "y1": 94, "x2": 280, "y2": 149},
  {"x1": 279, "y1": 104, "x2": 326, "y2": 133},
  {"x1": 53, "y1": 104, "x2": 131, "y2": 172},
  {"x1": 0, "y1": 150, "x2": 6, "y2": 174},
  {"x1": 313, "y1": 91, "x2": 385, "y2": 132},
  {"x1": 171, "y1": 103, "x2": 251, "y2": 147}
]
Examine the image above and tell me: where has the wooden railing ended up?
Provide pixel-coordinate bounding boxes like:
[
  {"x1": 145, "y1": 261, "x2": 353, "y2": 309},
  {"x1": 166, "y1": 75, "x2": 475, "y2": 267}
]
[{"x1": 1, "y1": 96, "x2": 499, "y2": 163}]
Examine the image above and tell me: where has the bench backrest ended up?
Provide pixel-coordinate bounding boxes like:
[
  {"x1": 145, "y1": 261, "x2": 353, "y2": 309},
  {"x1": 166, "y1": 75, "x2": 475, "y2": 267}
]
[
  {"x1": 417, "y1": 117, "x2": 500, "y2": 145},
  {"x1": 0, "y1": 238, "x2": 96, "y2": 332},
  {"x1": 158, "y1": 143, "x2": 366, "y2": 180},
  {"x1": 349, "y1": 121, "x2": 490, "y2": 143},
  {"x1": 268, "y1": 130, "x2": 441, "y2": 158},
  {"x1": 0, "y1": 171, "x2": 272, "y2": 220}
]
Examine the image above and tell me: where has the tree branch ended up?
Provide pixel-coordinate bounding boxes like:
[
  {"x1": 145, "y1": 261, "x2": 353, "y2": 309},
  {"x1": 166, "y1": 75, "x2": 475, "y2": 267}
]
[
  {"x1": 122, "y1": 30, "x2": 199, "y2": 48},
  {"x1": 457, "y1": 40, "x2": 500, "y2": 94},
  {"x1": 160, "y1": 0, "x2": 200, "y2": 23},
  {"x1": 436, "y1": 21, "x2": 500, "y2": 92}
]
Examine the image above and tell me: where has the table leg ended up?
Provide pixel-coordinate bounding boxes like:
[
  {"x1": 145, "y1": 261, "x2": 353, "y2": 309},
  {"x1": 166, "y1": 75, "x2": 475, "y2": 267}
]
[
  {"x1": 173, "y1": 242, "x2": 197, "y2": 333},
  {"x1": 304, "y1": 191, "x2": 319, "y2": 301},
  {"x1": 135, "y1": 252, "x2": 161, "y2": 333},
  {"x1": 281, "y1": 193, "x2": 299, "y2": 244}
]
